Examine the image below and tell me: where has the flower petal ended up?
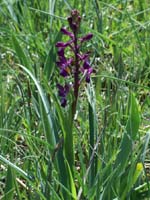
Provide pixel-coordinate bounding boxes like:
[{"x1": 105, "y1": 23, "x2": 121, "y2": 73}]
[
  {"x1": 83, "y1": 60, "x2": 91, "y2": 69},
  {"x1": 57, "y1": 83, "x2": 70, "y2": 107},
  {"x1": 61, "y1": 98, "x2": 67, "y2": 107},
  {"x1": 86, "y1": 75, "x2": 90, "y2": 83},
  {"x1": 86, "y1": 67, "x2": 93, "y2": 82},
  {"x1": 61, "y1": 27, "x2": 74, "y2": 38},
  {"x1": 80, "y1": 33, "x2": 93, "y2": 42},
  {"x1": 56, "y1": 42, "x2": 69, "y2": 48},
  {"x1": 77, "y1": 53, "x2": 90, "y2": 60},
  {"x1": 58, "y1": 48, "x2": 65, "y2": 57},
  {"x1": 60, "y1": 68, "x2": 69, "y2": 77}
]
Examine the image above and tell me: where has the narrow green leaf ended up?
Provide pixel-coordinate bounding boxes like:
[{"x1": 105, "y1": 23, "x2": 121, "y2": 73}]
[
  {"x1": 18, "y1": 64, "x2": 56, "y2": 149},
  {"x1": 44, "y1": 45, "x2": 55, "y2": 80},
  {"x1": 115, "y1": 132, "x2": 132, "y2": 173},
  {"x1": 4, "y1": 0, "x2": 18, "y2": 23},
  {"x1": 3, "y1": 166, "x2": 15, "y2": 200},
  {"x1": 141, "y1": 131, "x2": 150, "y2": 161},
  {"x1": 86, "y1": 81, "x2": 98, "y2": 186},
  {"x1": 126, "y1": 93, "x2": 140, "y2": 140},
  {"x1": 44, "y1": 30, "x2": 61, "y2": 79},
  {"x1": 0, "y1": 154, "x2": 28, "y2": 179},
  {"x1": 65, "y1": 160, "x2": 77, "y2": 200},
  {"x1": 99, "y1": 165, "x2": 120, "y2": 200},
  {"x1": 12, "y1": 35, "x2": 31, "y2": 70}
]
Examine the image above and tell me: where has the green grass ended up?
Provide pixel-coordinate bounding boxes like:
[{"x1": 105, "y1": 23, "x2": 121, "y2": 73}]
[{"x1": 1, "y1": 0, "x2": 150, "y2": 199}]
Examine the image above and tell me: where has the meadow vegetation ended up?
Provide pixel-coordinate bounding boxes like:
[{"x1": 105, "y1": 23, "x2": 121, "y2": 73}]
[{"x1": 0, "y1": 0, "x2": 150, "y2": 199}]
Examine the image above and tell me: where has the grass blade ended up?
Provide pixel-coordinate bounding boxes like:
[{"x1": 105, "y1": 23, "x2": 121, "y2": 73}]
[
  {"x1": 17, "y1": 64, "x2": 56, "y2": 149},
  {"x1": 12, "y1": 35, "x2": 31, "y2": 70},
  {"x1": 3, "y1": 166, "x2": 15, "y2": 200}
]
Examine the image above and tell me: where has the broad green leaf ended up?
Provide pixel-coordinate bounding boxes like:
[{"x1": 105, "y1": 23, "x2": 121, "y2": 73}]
[
  {"x1": 115, "y1": 92, "x2": 140, "y2": 172},
  {"x1": 126, "y1": 93, "x2": 140, "y2": 140}
]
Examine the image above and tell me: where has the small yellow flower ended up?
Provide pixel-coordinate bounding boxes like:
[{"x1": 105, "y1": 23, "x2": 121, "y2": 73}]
[
  {"x1": 136, "y1": 162, "x2": 143, "y2": 171},
  {"x1": 133, "y1": 163, "x2": 143, "y2": 185},
  {"x1": 118, "y1": 4, "x2": 122, "y2": 10},
  {"x1": 109, "y1": 34, "x2": 113, "y2": 39}
]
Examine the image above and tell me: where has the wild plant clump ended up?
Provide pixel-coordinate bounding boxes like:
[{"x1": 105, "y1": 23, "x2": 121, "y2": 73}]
[{"x1": 56, "y1": 10, "x2": 93, "y2": 109}]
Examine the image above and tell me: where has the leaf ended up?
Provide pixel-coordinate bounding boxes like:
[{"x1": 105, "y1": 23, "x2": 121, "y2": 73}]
[
  {"x1": 115, "y1": 92, "x2": 140, "y2": 172},
  {"x1": 65, "y1": 160, "x2": 77, "y2": 200},
  {"x1": 18, "y1": 64, "x2": 56, "y2": 149},
  {"x1": 44, "y1": 31, "x2": 61, "y2": 80},
  {"x1": 140, "y1": 131, "x2": 150, "y2": 161},
  {"x1": 3, "y1": 166, "x2": 15, "y2": 200},
  {"x1": 86, "y1": 82, "x2": 98, "y2": 186},
  {"x1": 0, "y1": 155, "x2": 28, "y2": 179},
  {"x1": 44, "y1": 45, "x2": 55, "y2": 80},
  {"x1": 126, "y1": 93, "x2": 140, "y2": 140},
  {"x1": 4, "y1": 0, "x2": 18, "y2": 23},
  {"x1": 12, "y1": 35, "x2": 31, "y2": 70}
]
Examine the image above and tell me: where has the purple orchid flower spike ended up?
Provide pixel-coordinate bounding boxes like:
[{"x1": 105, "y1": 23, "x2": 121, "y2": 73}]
[
  {"x1": 56, "y1": 9, "x2": 93, "y2": 108},
  {"x1": 55, "y1": 10, "x2": 94, "y2": 178}
]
